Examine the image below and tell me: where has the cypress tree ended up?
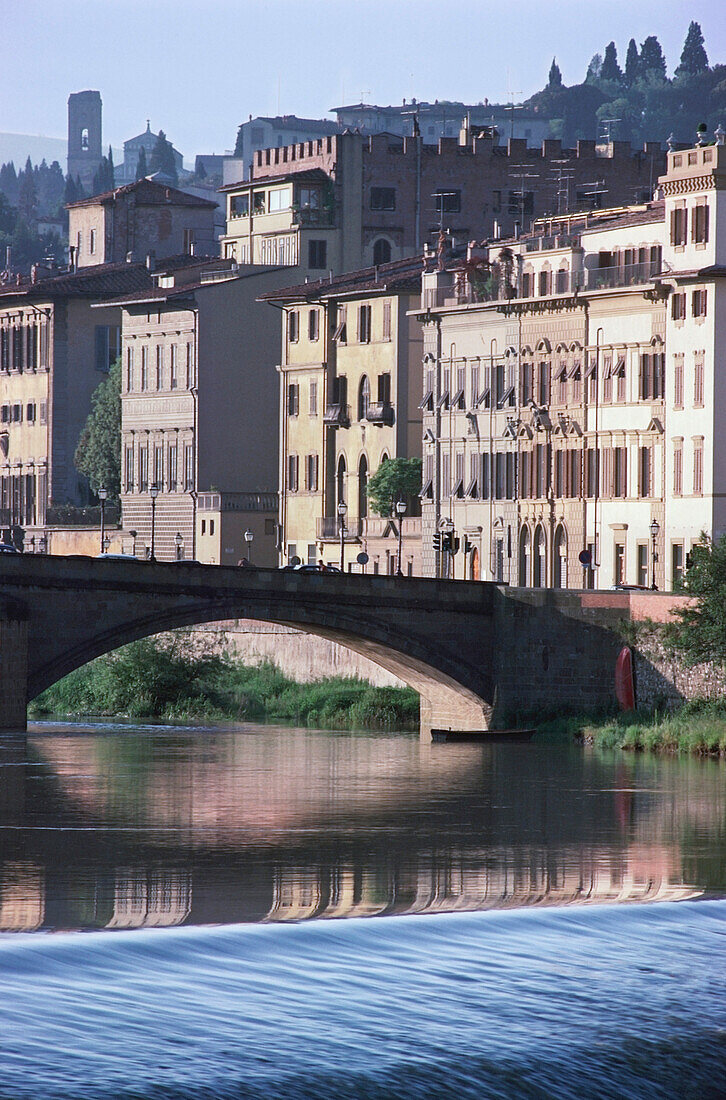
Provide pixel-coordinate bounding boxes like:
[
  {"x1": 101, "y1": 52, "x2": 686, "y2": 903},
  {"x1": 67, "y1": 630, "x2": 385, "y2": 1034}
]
[
  {"x1": 677, "y1": 21, "x2": 708, "y2": 76},
  {"x1": 135, "y1": 146, "x2": 148, "y2": 180},
  {"x1": 17, "y1": 157, "x2": 38, "y2": 221},
  {"x1": 149, "y1": 130, "x2": 178, "y2": 185},
  {"x1": 548, "y1": 58, "x2": 563, "y2": 88},
  {"x1": 107, "y1": 145, "x2": 115, "y2": 188},
  {"x1": 600, "y1": 41, "x2": 623, "y2": 84},
  {"x1": 639, "y1": 36, "x2": 667, "y2": 81},
  {"x1": 624, "y1": 38, "x2": 640, "y2": 86}
]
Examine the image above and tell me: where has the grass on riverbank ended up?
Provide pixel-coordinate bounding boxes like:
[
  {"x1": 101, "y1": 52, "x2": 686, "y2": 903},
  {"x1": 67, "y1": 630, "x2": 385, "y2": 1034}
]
[
  {"x1": 530, "y1": 700, "x2": 726, "y2": 756},
  {"x1": 29, "y1": 637, "x2": 420, "y2": 731}
]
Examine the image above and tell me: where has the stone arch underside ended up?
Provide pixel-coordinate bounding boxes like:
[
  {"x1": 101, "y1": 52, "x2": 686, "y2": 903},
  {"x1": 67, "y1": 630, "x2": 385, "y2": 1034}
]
[{"x1": 28, "y1": 598, "x2": 494, "y2": 732}]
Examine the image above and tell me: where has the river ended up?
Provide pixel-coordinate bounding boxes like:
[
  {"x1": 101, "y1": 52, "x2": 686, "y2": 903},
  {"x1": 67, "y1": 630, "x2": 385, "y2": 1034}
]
[{"x1": 1, "y1": 721, "x2": 725, "y2": 1098}]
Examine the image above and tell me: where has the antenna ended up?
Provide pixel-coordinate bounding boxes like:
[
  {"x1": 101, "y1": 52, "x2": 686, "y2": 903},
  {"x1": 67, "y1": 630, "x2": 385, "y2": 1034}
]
[
  {"x1": 546, "y1": 158, "x2": 576, "y2": 216},
  {"x1": 508, "y1": 164, "x2": 541, "y2": 231},
  {"x1": 598, "y1": 118, "x2": 621, "y2": 145}
]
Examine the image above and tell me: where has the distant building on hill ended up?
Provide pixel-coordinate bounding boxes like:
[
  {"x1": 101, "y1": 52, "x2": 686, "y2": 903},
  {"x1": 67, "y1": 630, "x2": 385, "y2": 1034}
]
[{"x1": 116, "y1": 122, "x2": 184, "y2": 185}]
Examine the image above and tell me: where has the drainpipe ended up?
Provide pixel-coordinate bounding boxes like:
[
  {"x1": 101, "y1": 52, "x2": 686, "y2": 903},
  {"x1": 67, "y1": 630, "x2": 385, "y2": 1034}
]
[{"x1": 414, "y1": 128, "x2": 422, "y2": 253}]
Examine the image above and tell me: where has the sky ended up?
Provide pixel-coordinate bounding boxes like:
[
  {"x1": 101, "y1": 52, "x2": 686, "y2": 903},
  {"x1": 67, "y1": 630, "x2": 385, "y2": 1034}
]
[{"x1": 2, "y1": 0, "x2": 724, "y2": 161}]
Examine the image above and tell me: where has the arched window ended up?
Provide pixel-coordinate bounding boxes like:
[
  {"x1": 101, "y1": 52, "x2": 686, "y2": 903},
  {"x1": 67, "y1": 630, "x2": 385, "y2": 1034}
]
[
  {"x1": 337, "y1": 454, "x2": 346, "y2": 504},
  {"x1": 373, "y1": 238, "x2": 391, "y2": 266},
  {"x1": 554, "y1": 525, "x2": 567, "y2": 588},
  {"x1": 358, "y1": 455, "x2": 368, "y2": 517},
  {"x1": 358, "y1": 375, "x2": 371, "y2": 420},
  {"x1": 533, "y1": 525, "x2": 546, "y2": 587},
  {"x1": 81, "y1": 128, "x2": 89, "y2": 151},
  {"x1": 518, "y1": 526, "x2": 531, "y2": 587}
]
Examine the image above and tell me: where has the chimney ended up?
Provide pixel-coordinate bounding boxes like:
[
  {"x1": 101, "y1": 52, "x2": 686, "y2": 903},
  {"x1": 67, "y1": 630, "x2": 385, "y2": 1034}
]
[
  {"x1": 146, "y1": 251, "x2": 156, "y2": 272},
  {"x1": 68, "y1": 244, "x2": 76, "y2": 272}
]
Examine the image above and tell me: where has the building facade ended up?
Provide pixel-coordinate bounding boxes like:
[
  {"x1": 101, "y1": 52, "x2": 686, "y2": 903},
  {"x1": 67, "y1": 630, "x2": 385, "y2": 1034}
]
[
  {"x1": 67, "y1": 179, "x2": 217, "y2": 269},
  {"x1": 116, "y1": 121, "x2": 184, "y2": 185},
  {"x1": 220, "y1": 130, "x2": 665, "y2": 278},
  {"x1": 230, "y1": 115, "x2": 341, "y2": 182},
  {"x1": 417, "y1": 134, "x2": 725, "y2": 592},
  {"x1": 262, "y1": 256, "x2": 424, "y2": 573},
  {"x1": 333, "y1": 99, "x2": 550, "y2": 147}
]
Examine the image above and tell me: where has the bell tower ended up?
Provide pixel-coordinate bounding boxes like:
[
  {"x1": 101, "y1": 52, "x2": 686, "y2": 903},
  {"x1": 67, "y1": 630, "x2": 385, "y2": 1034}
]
[{"x1": 67, "y1": 90, "x2": 103, "y2": 193}]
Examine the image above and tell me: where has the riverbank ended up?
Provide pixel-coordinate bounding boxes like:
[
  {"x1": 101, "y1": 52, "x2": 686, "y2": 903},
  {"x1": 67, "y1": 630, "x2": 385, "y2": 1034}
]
[
  {"x1": 29, "y1": 637, "x2": 419, "y2": 731},
  {"x1": 535, "y1": 701, "x2": 726, "y2": 756}
]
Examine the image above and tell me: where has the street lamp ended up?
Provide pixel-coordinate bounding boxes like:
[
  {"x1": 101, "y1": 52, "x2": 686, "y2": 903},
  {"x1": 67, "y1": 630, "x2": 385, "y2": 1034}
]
[
  {"x1": 175, "y1": 531, "x2": 183, "y2": 561},
  {"x1": 650, "y1": 519, "x2": 660, "y2": 590},
  {"x1": 244, "y1": 528, "x2": 254, "y2": 565},
  {"x1": 149, "y1": 484, "x2": 159, "y2": 560},
  {"x1": 97, "y1": 486, "x2": 108, "y2": 555},
  {"x1": 395, "y1": 499, "x2": 407, "y2": 576},
  {"x1": 337, "y1": 500, "x2": 347, "y2": 571}
]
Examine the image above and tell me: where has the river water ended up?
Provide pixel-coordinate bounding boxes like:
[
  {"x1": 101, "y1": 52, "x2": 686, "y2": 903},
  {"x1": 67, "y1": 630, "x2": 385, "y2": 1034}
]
[{"x1": 1, "y1": 722, "x2": 725, "y2": 1098}]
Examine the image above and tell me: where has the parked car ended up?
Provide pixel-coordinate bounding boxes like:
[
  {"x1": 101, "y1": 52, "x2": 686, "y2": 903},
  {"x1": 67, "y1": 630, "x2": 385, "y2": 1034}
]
[{"x1": 0, "y1": 543, "x2": 20, "y2": 554}]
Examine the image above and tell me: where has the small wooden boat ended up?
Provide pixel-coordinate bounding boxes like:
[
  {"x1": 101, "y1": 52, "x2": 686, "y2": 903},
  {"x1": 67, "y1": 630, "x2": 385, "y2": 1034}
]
[{"x1": 431, "y1": 727, "x2": 536, "y2": 744}]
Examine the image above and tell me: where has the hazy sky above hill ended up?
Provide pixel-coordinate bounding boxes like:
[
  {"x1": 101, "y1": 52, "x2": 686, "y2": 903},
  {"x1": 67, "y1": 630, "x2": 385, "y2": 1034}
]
[{"x1": 4, "y1": 0, "x2": 724, "y2": 160}]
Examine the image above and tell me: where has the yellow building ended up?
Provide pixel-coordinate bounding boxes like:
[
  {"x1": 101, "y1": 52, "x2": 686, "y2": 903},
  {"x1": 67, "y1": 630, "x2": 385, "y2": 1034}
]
[{"x1": 262, "y1": 256, "x2": 424, "y2": 573}]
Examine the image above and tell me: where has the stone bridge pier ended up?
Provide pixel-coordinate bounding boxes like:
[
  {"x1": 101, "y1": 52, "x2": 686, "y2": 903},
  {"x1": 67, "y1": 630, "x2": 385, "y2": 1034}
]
[{"x1": 0, "y1": 556, "x2": 665, "y2": 735}]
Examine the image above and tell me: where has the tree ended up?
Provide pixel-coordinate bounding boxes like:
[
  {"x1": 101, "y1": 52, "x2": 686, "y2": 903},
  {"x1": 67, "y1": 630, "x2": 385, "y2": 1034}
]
[
  {"x1": 74, "y1": 358, "x2": 122, "y2": 499},
  {"x1": 107, "y1": 145, "x2": 115, "y2": 187},
  {"x1": 548, "y1": 58, "x2": 563, "y2": 89},
  {"x1": 677, "y1": 21, "x2": 708, "y2": 77},
  {"x1": 367, "y1": 457, "x2": 422, "y2": 517},
  {"x1": 668, "y1": 535, "x2": 726, "y2": 665},
  {"x1": 0, "y1": 161, "x2": 18, "y2": 205},
  {"x1": 639, "y1": 36, "x2": 667, "y2": 82},
  {"x1": 624, "y1": 38, "x2": 640, "y2": 87},
  {"x1": 585, "y1": 54, "x2": 603, "y2": 84},
  {"x1": 234, "y1": 124, "x2": 244, "y2": 158},
  {"x1": 600, "y1": 41, "x2": 623, "y2": 84},
  {"x1": 17, "y1": 156, "x2": 38, "y2": 221},
  {"x1": 149, "y1": 130, "x2": 178, "y2": 185},
  {"x1": 135, "y1": 145, "x2": 148, "y2": 180}
]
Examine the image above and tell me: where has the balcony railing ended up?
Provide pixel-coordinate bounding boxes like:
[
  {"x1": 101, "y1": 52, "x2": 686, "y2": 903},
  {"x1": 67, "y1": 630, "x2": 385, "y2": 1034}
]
[
  {"x1": 323, "y1": 403, "x2": 350, "y2": 428},
  {"x1": 364, "y1": 402, "x2": 394, "y2": 426},
  {"x1": 316, "y1": 516, "x2": 364, "y2": 540},
  {"x1": 585, "y1": 261, "x2": 661, "y2": 289},
  {"x1": 293, "y1": 207, "x2": 334, "y2": 227}
]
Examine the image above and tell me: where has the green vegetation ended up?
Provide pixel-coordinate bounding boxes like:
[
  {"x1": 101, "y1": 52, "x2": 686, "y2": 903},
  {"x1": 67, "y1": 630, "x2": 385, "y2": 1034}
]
[
  {"x1": 29, "y1": 635, "x2": 420, "y2": 730},
  {"x1": 576, "y1": 701, "x2": 726, "y2": 756},
  {"x1": 149, "y1": 130, "x2": 178, "y2": 185},
  {"x1": 74, "y1": 358, "x2": 121, "y2": 499},
  {"x1": 367, "y1": 457, "x2": 422, "y2": 517},
  {"x1": 662, "y1": 533, "x2": 726, "y2": 666}
]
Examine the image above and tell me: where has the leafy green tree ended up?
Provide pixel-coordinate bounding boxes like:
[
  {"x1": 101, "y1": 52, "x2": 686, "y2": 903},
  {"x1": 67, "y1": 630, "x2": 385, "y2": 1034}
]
[
  {"x1": 548, "y1": 58, "x2": 563, "y2": 88},
  {"x1": 367, "y1": 457, "x2": 422, "y2": 517},
  {"x1": 135, "y1": 145, "x2": 148, "y2": 180},
  {"x1": 677, "y1": 21, "x2": 708, "y2": 76},
  {"x1": 149, "y1": 130, "x2": 178, "y2": 185},
  {"x1": 669, "y1": 535, "x2": 726, "y2": 665},
  {"x1": 600, "y1": 41, "x2": 623, "y2": 84},
  {"x1": 624, "y1": 38, "x2": 640, "y2": 86},
  {"x1": 74, "y1": 358, "x2": 121, "y2": 499},
  {"x1": 639, "y1": 36, "x2": 667, "y2": 82}
]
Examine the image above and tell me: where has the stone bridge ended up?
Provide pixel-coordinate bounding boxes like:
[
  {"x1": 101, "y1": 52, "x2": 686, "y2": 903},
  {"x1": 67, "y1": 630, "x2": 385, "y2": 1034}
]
[{"x1": 0, "y1": 556, "x2": 650, "y2": 734}]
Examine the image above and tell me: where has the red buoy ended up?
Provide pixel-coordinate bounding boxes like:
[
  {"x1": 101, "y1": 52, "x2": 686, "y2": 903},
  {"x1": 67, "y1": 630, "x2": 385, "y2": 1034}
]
[{"x1": 615, "y1": 646, "x2": 636, "y2": 711}]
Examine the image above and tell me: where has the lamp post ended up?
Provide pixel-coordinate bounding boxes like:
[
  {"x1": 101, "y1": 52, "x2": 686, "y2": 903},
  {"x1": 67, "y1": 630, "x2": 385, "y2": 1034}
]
[
  {"x1": 650, "y1": 518, "x2": 660, "y2": 590},
  {"x1": 395, "y1": 499, "x2": 407, "y2": 576},
  {"x1": 97, "y1": 486, "x2": 108, "y2": 555},
  {"x1": 337, "y1": 500, "x2": 347, "y2": 572},
  {"x1": 244, "y1": 527, "x2": 254, "y2": 565},
  {"x1": 175, "y1": 531, "x2": 183, "y2": 561},
  {"x1": 149, "y1": 484, "x2": 159, "y2": 560}
]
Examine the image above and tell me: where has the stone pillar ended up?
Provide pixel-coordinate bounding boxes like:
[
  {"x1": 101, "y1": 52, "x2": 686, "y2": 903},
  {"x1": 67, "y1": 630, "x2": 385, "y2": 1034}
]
[
  {"x1": 0, "y1": 605, "x2": 29, "y2": 732},
  {"x1": 419, "y1": 687, "x2": 493, "y2": 741}
]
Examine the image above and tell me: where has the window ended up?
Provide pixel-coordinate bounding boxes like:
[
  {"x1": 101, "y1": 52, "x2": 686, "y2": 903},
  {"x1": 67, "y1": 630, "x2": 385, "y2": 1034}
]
[
  {"x1": 305, "y1": 453, "x2": 319, "y2": 491},
  {"x1": 90, "y1": 228, "x2": 97, "y2": 255},
  {"x1": 184, "y1": 444, "x2": 194, "y2": 490},
  {"x1": 309, "y1": 380, "x2": 318, "y2": 416},
  {"x1": 11, "y1": 403, "x2": 22, "y2": 423},
  {"x1": 268, "y1": 186, "x2": 292, "y2": 212},
  {"x1": 614, "y1": 543, "x2": 625, "y2": 586},
  {"x1": 168, "y1": 443, "x2": 177, "y2": 491},
  {"x1": 638, "y1": 446, "x2": 652, "y2": 497},
  {"x1": 124, "y1": 446, "x2": 134, "y2": 493},
  {"x1": 508, "y1": 190, "x2": 534, "y2": 216},
  {"x1": 692, "y1": 204, "x2": 709, "y2": 245},
  {"x1": 672, "y1": 544, "x2": 684, "y2": 588},
  {"x1": 639, "y1": 353, "x2": 664, "y2": 401},
  {"x1": 95, "y1": 326, "x2": 121, "y2": 372},
  {"x1": 358, "y1": 304, "x2": 371, "y2": 344},
  {"x1": 183, "y1": 228, "x2": 195, "y2": 254},
  {"x1": 613, "y1": 447, "x2": 627, "y2": 498},
  {"x1": 252, "y1": 190, "x2": 266, "y2": 214},
  {"x1": 155, "y1": 345, "x2": 162, "y2": 390},
  {"x1": 671, "y1": 293, "x2": 686, "y2": 321},
  {"x1": 358, "y1": 375, "x2": 371, "y2": 420},
  {"x1": 673, "y1": 439, "x2": 683, "y2": 496},
  {"x1": 670, "y1": 206, "x2": 687, "y2": 246},
  {"x1": 382, "y1": 300, "x2": 392, "y2": 341},
  {"x1": 231, "y1": 193, "x2": 249, "y2": 218},
  {"x1": 435, "y1": 189, "x2": 461, "y2": 214},
  {"x1": 26, "y1": 402, "x2": 35, "y2": 422},
  {"x1": 0, "y1": 404, "x2": 8, "y2": 423},
  {"x1": 287, "y1": 383, "x2": 299, "y2": 416},
  {"x1": 308, "y1": 309, "x2": 319, "y2": 342},
  {"x1": 126, "y1": 347, "x2": 134, "y2": 392},
  {"x1": 693, "y1": 438, "x2": 703, "y2": 495},
  {"x1": 692, "y1": 289, "x2": 707, "y2": 318},
  {"x1": 39, "y1": 401, "x2": 47, "y2": 425},
  {"x1": 153, "y1": 445, "x2": 163, "y2": 490},
  {"x1": 288, "y1": 310, "x2": 299, "y2": 343},
  {"x1": 298, "y1": 186, "x2": 322, "y2": 211},
  {"x1": 674, "y1": 354, "x2": 684, "y2": 406},
  {"x1": 186, "y1": 344, "x2": 194, "y2": 389},
  {"x1": 288, "y1": 453, "x2": 299, "y2": 491},
  {"x1": 377, "y1": 372, "x2": 391, "y2": 404},
  {"x1": 260, "y1": 234, "x2": 297, "y2": 265},
  {"x1": 139, "y1": 446, "x2": 149, "y2": 492},
  {"x1": 636, "y1": 544, "x2": 648, "y2": 588},
  {"x1": 141, "y1": 346, "x2": 149, "y2": 391},
  {"x1": 694, "y1": 355, "x2": 704, "y2": 407},
  {"x1": 373, "y1": 238, "x2": 391, "y2": 265},
  {"x1": 333, "y1": 306, "x2": 347, "y2": 343},
  {"x1": 308, "y1": 239, "x2": 327, "y2": 269},
  {"x1": 492, "y1": 190, "x2": 501, "y2": 212},
  {"x1": 370, "y1": 187, "x2": 396, "y2": 210},
  {"x1": 538, "y1": 270, "x2": 550, "y2": 297},
  {"x1": 170, "y1": 345, "x2": 178, "y2": 389}
]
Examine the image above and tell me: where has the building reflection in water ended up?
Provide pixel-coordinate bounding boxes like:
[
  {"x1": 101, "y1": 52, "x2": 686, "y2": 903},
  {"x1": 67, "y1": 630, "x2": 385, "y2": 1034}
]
[{"x1": 0, "y1": 726, "x2": 721, "y2": 932}]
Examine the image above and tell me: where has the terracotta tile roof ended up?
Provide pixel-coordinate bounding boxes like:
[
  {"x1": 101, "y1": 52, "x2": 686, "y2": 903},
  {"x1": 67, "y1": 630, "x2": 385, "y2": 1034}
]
[
  {"x1": 0, "y1": 262, "x2": 153, "y2": 301},
  {"x1": 259, "y1": 254, "x2": 428, "y2": 303},
  {"x1": 66, "y1": 177, "x2": 217, "y2": 209}
]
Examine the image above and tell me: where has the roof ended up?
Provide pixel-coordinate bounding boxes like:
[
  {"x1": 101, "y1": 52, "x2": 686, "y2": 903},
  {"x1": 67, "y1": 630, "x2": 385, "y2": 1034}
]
[
  {"x1": 220, "y1": 168, "x2": 330, "y2": 192},
  {"x1": 250, "y1": 115, "x2": 339, "y2": 133},
  {"x1": 0, "y1": 261, "x2": 154, "y2": 302},
  {"x1": 260, "y1": 254, "x2": 427, "y2": 304},
  {"x1": 66, "y1": 177, "x2": 216, "y2": 210}
]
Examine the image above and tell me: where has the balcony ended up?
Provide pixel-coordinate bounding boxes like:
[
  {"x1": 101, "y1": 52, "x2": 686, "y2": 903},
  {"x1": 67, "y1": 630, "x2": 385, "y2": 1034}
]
[
  {"x1": 293, "y1": 207, "x2": 334, "y2": 227},
  {"x1": 317, "y1": 516, "x2": 364, "y2": 540},
  {"x1": 323, "y1": 403, "x2": 350, "y2": 428},
  {"x1": 585, "y1": 261, "x2": 661, "y2": 290},
  {"x1": 364, "y1": 402, "x2": 394, "y2": 426}
]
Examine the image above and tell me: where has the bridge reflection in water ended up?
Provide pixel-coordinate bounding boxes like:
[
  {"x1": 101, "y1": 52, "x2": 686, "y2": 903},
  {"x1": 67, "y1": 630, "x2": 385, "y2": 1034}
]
[{"x1": 0, "y1": 724, "x2": 721, "y2": 933}]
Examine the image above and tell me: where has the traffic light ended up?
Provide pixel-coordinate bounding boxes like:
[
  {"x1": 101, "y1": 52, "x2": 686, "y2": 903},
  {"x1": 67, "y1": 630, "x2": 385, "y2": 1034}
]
[
  {"x1": 451, "y1": 536, "x2": 460, "y2": 555},
  {"x1": 433, "y1": 532, "x2": 442, "y2": 552},
  {"x1": 463, "y1": 537, "x2": 473, "y2": 555},
  {"x1": 442, "y1": 532, "x2": 452, "y2": 553}
]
